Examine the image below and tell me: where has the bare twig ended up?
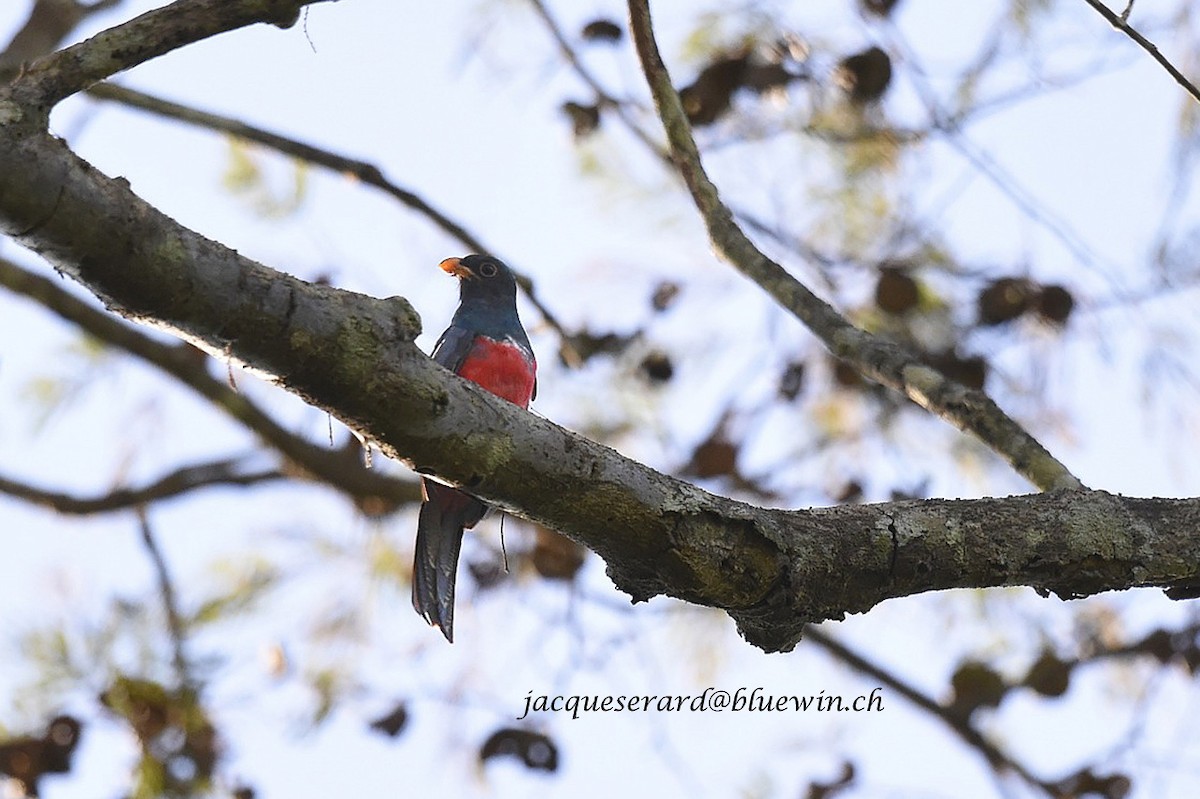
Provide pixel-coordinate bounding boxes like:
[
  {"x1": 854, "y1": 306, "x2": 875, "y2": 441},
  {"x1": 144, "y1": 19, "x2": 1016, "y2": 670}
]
[
  {"x1": 527, "y1": 0, "x2": 670, "y2": 161},
  {"x1": 1081, "y1": 0, "x2": 1200, "y2": 104},
  {"x1": 0, "y1": 458, "x2": 283, "y2": 514},
  {"x1": 526, "y1": 0, "x2": 850, "y2": 309},
  {"x1": 0, "y1": 0, "x2": 127, "y2": 80},
  {"x1": 805, "y1": 626, "x2": 1053, "y2": 793},
  {"x1": 625, "y1": 0, "x2": 1083, "y2": 492},
  {"x1": 137, "y1": 510, "x2": 190, "y2": 684},
  {"x1": 887, "y1": 27, "x2": 1115, "y2": 277},
  {"x1": 0, "y1": 256, "x2": 421, "y2": 509},
  {"x1": 83, "y1": 82, "x2": 576, "y2": 354}
]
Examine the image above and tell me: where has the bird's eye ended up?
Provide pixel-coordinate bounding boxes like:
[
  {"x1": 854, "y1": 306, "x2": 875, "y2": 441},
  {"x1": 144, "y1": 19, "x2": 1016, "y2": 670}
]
[{"x1": 478, "y1": 260, "x2": 499, "y2": 277}]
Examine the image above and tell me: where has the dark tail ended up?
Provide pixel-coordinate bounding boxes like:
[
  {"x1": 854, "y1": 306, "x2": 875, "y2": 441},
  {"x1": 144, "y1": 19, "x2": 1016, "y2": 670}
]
[{"x1": 412, "y1": 478, "x2": 487, "y2": 642}]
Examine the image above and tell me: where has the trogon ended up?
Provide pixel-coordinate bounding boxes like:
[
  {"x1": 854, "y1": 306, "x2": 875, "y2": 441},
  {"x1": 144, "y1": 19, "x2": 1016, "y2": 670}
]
[{"x1": 412, "y1": 254, "x2": 537, "y2": 642}]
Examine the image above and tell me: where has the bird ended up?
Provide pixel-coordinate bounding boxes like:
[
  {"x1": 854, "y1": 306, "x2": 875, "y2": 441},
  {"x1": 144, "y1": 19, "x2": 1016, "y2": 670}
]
[{"x1": 412, "y1": 254, "x2": 536, "y2": 642}]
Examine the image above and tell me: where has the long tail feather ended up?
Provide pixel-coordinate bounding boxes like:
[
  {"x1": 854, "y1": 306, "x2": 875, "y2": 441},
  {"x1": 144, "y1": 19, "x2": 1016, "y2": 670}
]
[{"x1": 412, "y1": 479, "x2": 487, "y2": 642}]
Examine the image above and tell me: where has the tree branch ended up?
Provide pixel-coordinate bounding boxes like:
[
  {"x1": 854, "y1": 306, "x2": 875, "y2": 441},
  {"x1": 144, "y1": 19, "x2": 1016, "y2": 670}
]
[
  {"x1": 1, "y1": 1, "x2": 1197, "y2": 652},
  {"x1": 805, "y1": 626, "x2": 1050, "y2": 791},
  {"x1": 524, "y1": 2, "x2": 850, "y2": 299},
  {"x1": 10, "y1": 0, "x2": 332, "y2": 112},
  {"x1": 136, "y1": 511, "x2": 191, "y2": 684},
  {"x1": 624, "y1": 0, "x2": 1082, "y2": 493},
  {"x1": 0, "y1": 256, "x2": 421, "y2": 511},
  {"x1": 0, "y1": 0, "x2": 127, "y2": 81},
  {"x1": 80, "y1": 82, "x2": 576, "y2": 355},
  {"x1": 1080, "y1": 0, "x2": 1200, "y2": 105},
  {"x1": 4, "y1": 115, "x2": 1198, "y2": 650},
  {"x1": 527, "y1": 0, "x2": 670, "y2": 162},
  {"x1": 0, "y1": 457, "x2": 284, "y2": 515}
]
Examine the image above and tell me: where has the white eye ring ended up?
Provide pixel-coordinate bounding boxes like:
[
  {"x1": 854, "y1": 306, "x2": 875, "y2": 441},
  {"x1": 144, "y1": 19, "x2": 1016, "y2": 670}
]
[{"x1": 478, "y1": 261, "x2": 499, "y2": 277}]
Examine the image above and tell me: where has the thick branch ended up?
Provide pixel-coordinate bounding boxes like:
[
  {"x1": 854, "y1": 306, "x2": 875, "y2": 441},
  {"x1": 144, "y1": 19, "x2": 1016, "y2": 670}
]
[
  {"x1": 625, "y1": 0, "x2": 1082, "y2": 493},
  {"x1": 10, "y1": 0, "x2": 330, "y2": 112},
  {"x1": 2, "y1": 121, "x2": 1198, "y2": 649}
]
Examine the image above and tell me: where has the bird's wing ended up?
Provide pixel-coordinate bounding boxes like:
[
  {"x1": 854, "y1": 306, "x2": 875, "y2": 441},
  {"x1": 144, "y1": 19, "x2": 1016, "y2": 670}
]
[{"x1": 430, "y1": 324, "x2": 476, "y2": 373}]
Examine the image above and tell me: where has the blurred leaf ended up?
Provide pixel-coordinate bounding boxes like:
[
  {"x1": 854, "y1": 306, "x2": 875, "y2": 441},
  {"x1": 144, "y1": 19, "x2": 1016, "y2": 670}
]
[
  {"x1": 679, "y1": 51, "x2": 751, "y2": 126},
  {"x1": 978, "y1": 277, "x2": 1034, "y2": 325},
  {"x1": 650, "y1": 280, "x2": 681, "y2": 312},
  {"x1": 779, "y1": 360, "x2": 806, "y2": 400},
  {"x1": 683, "y1": 430, "x2": 738, "y2": 479},
  {"x1": 561, "y1": 100, "x2": 601, "y2": 139},
  {"x1": 189, "y1": 559, "x2": 279, "y2": 627},
  {"x1": 833, "y1": 46, "x2": 892, "y2": 104},
  {"x1": 924, "y1": 349, "x2": 987, "y2": 391},
  {"x1": 1035, "y1": 284, "x2": 1075, "y2": 326},
  {"x1": 368, "y1": 702, "x2": 409, "y2": 738},
  {"x1": 1024, "y1": 650, "x2": 1071, "y2": 697},
  {"x1": 807, "y1": 760, "x2": 856, "y2": 799},
  {"x1": 844, "y1": 130, "x2": 901, "y2": 175},
  {"x1": 639, "y1": 351, "x2": 674, "y2": 383},
  {"x1": 479, "y1": 727, "x2": 558, "y2": 773},
  {"x1": 679, "y1": 14, "x2": 727, "y2": 63},
  {"x1": 222, "y1": 137, "x2": 310, "y2": 218},
  {"x1": 133, "y1": 757, "x2": 167, "y2": 799},
  {"x1": 860, "y1": 0, "x2": 902, "y2": 17},
  {"x1": 580, "y1": 18, "x2": 622, "y2": 44},
  {"x1": 309, "y1": 602, "x2": 363, "y2": 643},
  {"x1": 101, "y1": 676, "x2": 219, "y2": 798},
  {"x1": 1009, "y1": 0, "x2": 1057, "y2": 36},
  {"x1": 20, "y1": 334, "x2": 115, "y2": 430},
  {"x1": 1049, "y1": 767, "x2": 1132, "y2": 799},
  {"x1": 307, "y1": 667, "x2": 349, "y2": 727},
  {"x1": 949, "y1": 660, "x2": 1008, "y2": 718},
  {"x1": 366, "y1": 534, "x2": 408, "y2": 586},
  {"x1": 562, "y1": 329, "x2": 638, "y2": 364},
  {"x1": 531, "y1": 526, "x2": 586, "y2": 581},
  {"x1": 875, "y1": 266, "x2": 920, "y2": 314},
  {"x1": 222, "y1": 137, "x2": 261, "y2": 193},
  {"x1": 832, "y1": 480, "x2": 864, "y2": 504},
  {"x1": 468, "y1": 553, "x2": 508, "y2": 591},
  {"x1": 0, "y1": 715, "x2": 82, "y2": 798}
]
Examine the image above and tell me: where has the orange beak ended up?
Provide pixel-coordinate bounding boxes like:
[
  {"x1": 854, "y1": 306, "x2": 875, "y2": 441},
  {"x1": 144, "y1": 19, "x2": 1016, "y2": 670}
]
[{"x1": 438, "y1": 257, "x2": 472, "y2": 278}]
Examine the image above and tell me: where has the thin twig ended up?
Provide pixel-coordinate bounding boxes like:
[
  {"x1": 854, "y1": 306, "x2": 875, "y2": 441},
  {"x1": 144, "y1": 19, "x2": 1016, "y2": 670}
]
[
  {"x1": 804, "y1": 625, "x2": 1054, "y2": 793},
  {"x1": 83, "y1": 82, "x2": 575, "y2": 352},
  {"x1": 136, "y1": 510, "x2": 190, "y2": 684},
  {"x1": 527, "y1": 0, "x2": 671, "y2": 162},
  {"x1": 0, "y1": 458, "x2": 283, "y2": 515},
  {"x1": 886, "y1": 26, "x2": 1116, "y2": 279},
  {"x1": 0, "y1": 255, "x2": 421, "y2": 508},
  {"x1": 1081, "y1": 0, "x2": 1200, "y2": 104},
  {"x1": 625, "y1": 0, "x2": 1083, "y2": 492},
  {"x1": 0, "y1": 0, "x2": 127, "y2": 79},
  {"x1": 526, "y1": 0, "x2": 850, "y2": 308}
]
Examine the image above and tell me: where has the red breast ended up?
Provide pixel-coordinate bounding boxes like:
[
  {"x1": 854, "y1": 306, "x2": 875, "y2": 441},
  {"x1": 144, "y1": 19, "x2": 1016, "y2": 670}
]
[{"x1": 457, "y1": 336, "x2": 537, "y2": 408}]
